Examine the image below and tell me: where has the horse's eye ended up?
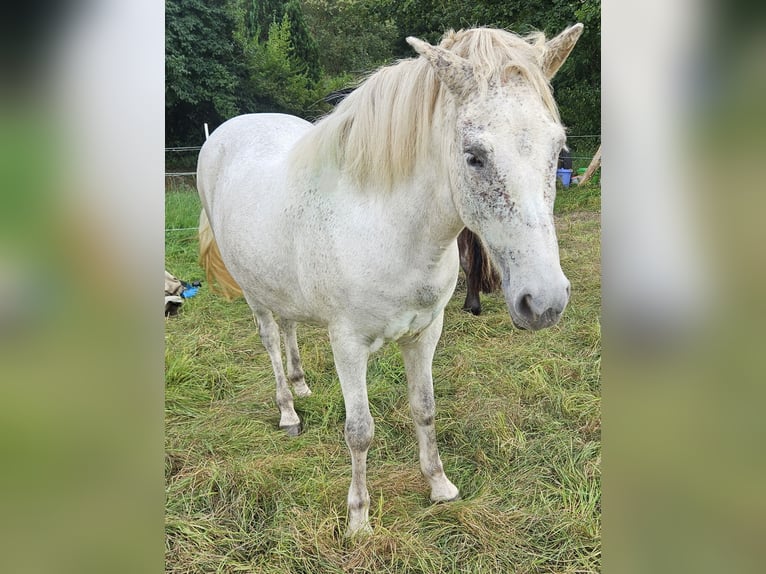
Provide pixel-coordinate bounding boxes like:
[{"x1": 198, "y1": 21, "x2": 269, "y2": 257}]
[{"x1": 466, "y1": 153, "x2": 485, "y2": 169}]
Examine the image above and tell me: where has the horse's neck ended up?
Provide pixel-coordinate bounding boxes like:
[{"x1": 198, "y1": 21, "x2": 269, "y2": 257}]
[{"x1": 404, "y1": 141, "x2": 464, "y2": 246}]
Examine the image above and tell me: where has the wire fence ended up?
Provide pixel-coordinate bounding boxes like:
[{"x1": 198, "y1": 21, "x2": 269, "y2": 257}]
[
  {"x1": 164, "y1": 134, "x2": 602, "y2": 173},
  {"x1": 165, "y1": 227, "x2": 198, "y2": 233},
  {"x1": 165, "y1": 135, "x2": 601, "y2": 151}
]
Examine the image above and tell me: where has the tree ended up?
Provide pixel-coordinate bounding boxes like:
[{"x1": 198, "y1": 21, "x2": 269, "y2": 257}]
[
  {"x1": 244, "y1": 15, "x2": 315, "y2": 115},
  {"x1": 558, "y1": 0, "x2": 601, "y2": 139},
  {"x1": 233, "y1": 0, "x2": 321, "y2": 80},
  {"x1": 166, "y1": 0, "x2": 244, "y2": 146},
  {"x1": 301, "y1": 0, "x2": 398, "y2": 76},
  {"x1": 377, "y1": 0, "x2": 601, "y2": 139},
  {"x1": 166, "y1": 0, "x2": 325, "y2": 146},
  {"x1": 283, "y1": 0, "x2": 321, "y2": 80},
  {"x1": 165, "y1": 0, "x2": 600, "y2": 147}
]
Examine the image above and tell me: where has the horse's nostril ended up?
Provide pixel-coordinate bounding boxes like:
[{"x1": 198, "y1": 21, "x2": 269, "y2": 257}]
[{"x1": 517, "y1": 293, "x2": 534, "y2": 319}]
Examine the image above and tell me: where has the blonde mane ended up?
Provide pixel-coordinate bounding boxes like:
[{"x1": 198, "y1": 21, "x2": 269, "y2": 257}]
[{"x1": 289, "y1": 28, "x2": 560, "y2": 190}]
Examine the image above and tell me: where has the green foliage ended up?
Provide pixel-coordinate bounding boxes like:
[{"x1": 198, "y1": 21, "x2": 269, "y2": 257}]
[
  {"x1": 234, "y1": 0, "x2": 322, "y2": 79},
  {"x1": 555, "y1": 0, "x2": 601, "y2": 138},
  {"x1": 283, "y1": 0, "x2": 321, "y2": 79},
  {"x1": 244, "y1": 15, "x2": 314, "y2": 115},
  {"x1": 166, "y1": 0, "x2": 329, "y2": 146},
  {"x1": 239, "y1": 0, "x2": 284, "y2": 41},
  {"x1": 242, "y1": 13, "x2": 355, "y2": 118},
  {"x1": 378, "y1": 0, "x2": 601, "y2": 138},
  {"x1": 302, "y1": 0, "x2": 399, "y2": 75},
  {"x1": 166, "y1": 0, "x2": 244, "y2": 145},
  {"x1": 165, "y1": 0, "x2": 600, "y2": 146}
]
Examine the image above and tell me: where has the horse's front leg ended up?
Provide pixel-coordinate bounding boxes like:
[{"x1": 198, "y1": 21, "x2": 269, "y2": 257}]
[
  {"x1": 399, "y1": 311, "x2": 460, "y2": 503},
  {"x1": 329, "y1": 327, "x2": 373, "y2": 537},
  {"x1": 462, "y1": 283, "x2": 482, "y2": 316}
]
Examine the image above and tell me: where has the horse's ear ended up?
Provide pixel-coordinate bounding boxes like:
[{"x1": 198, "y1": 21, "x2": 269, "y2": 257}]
[
  {"x1": 407, "y1": 36, "x2": 475, "y2": 100},
  {"x1": 542, "y1": 23, "x2": 584, "y2": 79}
]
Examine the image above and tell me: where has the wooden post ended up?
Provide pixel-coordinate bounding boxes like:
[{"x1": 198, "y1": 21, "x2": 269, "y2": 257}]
[{"x1": 578, "y1": 144, "x2": 601, "y2": 185}]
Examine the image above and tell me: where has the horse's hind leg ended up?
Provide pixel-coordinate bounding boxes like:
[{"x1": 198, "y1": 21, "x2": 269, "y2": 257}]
[
  {"x1": 399, "y1": 312, "x2": 460, "y2": 503},
  {"x1": 280, "y1": 320, "x2": 311, "y2": 398},
  {"x1": 252, "y1": 309, "x2": 301, "y2": 436}
]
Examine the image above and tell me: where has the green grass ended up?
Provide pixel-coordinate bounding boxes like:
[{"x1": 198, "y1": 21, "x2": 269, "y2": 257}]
[
  {"x1": 555, "y1": 181, "x2": 601, "y2": 214},
  {"x1": 165, "y1": 183, "x2": 601, "y2": 573}
]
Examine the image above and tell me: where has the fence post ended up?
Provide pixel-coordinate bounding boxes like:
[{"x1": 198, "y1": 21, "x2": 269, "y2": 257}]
[{"x1": 578, "y1": 145, "x2": 601, "y2": 186}]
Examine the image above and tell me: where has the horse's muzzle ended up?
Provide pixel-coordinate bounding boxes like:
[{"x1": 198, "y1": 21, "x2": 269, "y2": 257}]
[
  {"x1": 510, "y1": 283, "x2": 570, "y2": 331},
  {"x1": 511, "y1": 306, "x2": 562, "y2": 331}
]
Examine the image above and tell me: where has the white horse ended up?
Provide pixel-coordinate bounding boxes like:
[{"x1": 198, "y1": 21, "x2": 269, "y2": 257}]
[{"x1": 197, "y1": 25, "x2": 582, "y2": 536}]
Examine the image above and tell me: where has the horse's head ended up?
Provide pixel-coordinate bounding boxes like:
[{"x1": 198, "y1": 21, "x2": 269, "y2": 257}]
[{"x1": 408, "y1": 25, "x2": 583, "y2": 331}]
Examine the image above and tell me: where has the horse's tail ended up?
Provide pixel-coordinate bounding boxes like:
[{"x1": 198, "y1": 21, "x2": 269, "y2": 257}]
[
  {"x1": 461, "y1": 229, "x2": 501, "y2": 293},
  {"x1": 198, "y1": 209, "x2": 243, "y2": 300},
  {"x1": 476, "y1": 237, "x2": 502, "y2": 293}
]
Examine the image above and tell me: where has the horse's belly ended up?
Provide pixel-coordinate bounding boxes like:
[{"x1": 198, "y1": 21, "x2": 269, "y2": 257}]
[{"x1": 223, "y1": 243, "x2": 331, "y2": 324}]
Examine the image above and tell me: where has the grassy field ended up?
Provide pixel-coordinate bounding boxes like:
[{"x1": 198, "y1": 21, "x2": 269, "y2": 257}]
[{"x1": 165, "y1": 182, "x2": 601, "y2": 573}]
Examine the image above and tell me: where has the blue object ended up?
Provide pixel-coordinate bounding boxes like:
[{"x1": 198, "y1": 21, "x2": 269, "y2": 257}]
[
  {"x1": 557, "y1": 168, "x2": 573, "y2": 188},
  {"x1": 181, "y1": 286, "x2": 199, "y2": 298}
]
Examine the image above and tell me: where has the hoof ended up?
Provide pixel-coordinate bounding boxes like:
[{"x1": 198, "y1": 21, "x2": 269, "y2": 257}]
[
  {"x1": 462, "y1": 304, "x2": 481, "y2": 316},
  {"x1": 431, "y1": 492, "x2": 461, "y2": 504},
  {"x1": 430, "y1": 482, "x2": 460, "y2": 503},
  {"x1": 279, "y1": 423, "x2": 302, "y2": 437},
  {"x1": 345, "y1": 522, "x2": 373, "y2": 538},
  {"x1": 293, "y1": 385, "x2": 312, "y2": 398}
]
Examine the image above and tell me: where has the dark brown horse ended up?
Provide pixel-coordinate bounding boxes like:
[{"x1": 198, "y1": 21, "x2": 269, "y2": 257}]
[{"x1": 457, "y1": 228, "x2": 501, "y2": 315}]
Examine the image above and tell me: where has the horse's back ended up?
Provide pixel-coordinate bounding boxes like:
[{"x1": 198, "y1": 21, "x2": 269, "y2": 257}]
[
  {"x1": 197, "y1": 113, "x2": 311, "y2": 213},
  {"x1": 200, "y1": 113, "x2": 311, "y2": 164}
]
